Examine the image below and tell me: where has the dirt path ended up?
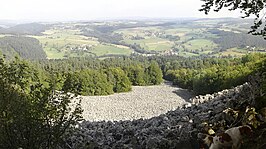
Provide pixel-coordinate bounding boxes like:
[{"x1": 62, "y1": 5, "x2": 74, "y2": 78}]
[{"x1": 81, "y1": 82, "x2": 192, "y2": 121}]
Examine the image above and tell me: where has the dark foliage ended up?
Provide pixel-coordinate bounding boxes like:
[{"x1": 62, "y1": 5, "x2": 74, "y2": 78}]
[
  {"x1": 209, "y1": 29, "x2": 266, "y2": 49},
  {"x1": 0, "y1": 36, "x2": 47, "y2": 59}
]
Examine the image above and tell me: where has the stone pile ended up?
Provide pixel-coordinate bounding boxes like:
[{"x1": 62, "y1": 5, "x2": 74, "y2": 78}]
[
  {"x1": 80, "y1": 83, "x2": 192, "y2": 121},
  {"x1": 64, "y1": 82, "x2": 253, "y2": 149}
]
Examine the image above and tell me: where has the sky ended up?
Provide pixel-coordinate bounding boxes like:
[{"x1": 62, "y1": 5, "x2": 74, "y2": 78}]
[{"x1": 0, "y1": 0, "x2": 242, "y2": 22}]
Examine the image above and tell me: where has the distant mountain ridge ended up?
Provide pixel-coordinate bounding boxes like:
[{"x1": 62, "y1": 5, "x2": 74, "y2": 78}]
[{"x1": 0, "y1": 23, "x2": 47, "y2": 35}]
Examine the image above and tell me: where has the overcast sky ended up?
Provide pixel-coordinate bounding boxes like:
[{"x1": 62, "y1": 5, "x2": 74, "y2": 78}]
[{"x1": 0, "y1": 0, "x2": 242, "y2": 21}]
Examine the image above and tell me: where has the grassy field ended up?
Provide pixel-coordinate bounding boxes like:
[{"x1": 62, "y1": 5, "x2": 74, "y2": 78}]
[
  {"x1": 118, "y1": 24, "x2": 221, "y2": 54},
  {"x1": 30, "y1": 28, "x2": 133, "y2": 58},
  {"x1": 91, "y1": 44, "x2": 132, "y2": 56},
  {"x1": 33, "y1": 29, "x2": 98, "y2": 47},
  {"x1": 124, "y1": 37, "x2": 174, "y2": 51},
  {"x1": 178, "y1": 52, "x2": 199, "y2": 57},
  {"x1": 211, "y1": 48, "x2": 247, "y2": 57},
  {"x1": 183, "y1": 39, "x2": 217, "y2": 51}
]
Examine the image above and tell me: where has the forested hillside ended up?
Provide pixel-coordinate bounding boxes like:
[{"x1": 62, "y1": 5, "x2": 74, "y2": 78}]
[
  {"x1": 209, "y1": 29, "x2": 266, "y2": 50},
  {"x1": 0, "y1": 23, "x2": 47, "y2": 35},
  {"x1": 0, "y1": 36, "x2": 47, "y2": 59}
]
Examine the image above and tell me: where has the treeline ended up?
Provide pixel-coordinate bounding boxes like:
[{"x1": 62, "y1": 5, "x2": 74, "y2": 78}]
[
  {"x1": 82, "y1": 22, "x2": 176, "y2": 33},
  {"x1": 0, "y1": 36, "x2": 47, "y2": 59},
  {"x1": 38, "y1": 59, "x2": 163, "y2": 96},
  {"x1": 163, "y1": 54, "x2": 266, "y2": 95},
  {"x1": 35, "y1": 54, "x2": 266, "y2": 96}
]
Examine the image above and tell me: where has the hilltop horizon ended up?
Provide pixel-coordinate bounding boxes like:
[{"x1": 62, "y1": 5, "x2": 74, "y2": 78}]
[{"x1": 0, "y1": 17, "x2": 248, "y2": 26}]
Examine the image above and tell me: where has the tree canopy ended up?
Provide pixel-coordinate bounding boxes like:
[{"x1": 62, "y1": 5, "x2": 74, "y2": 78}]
[
  {"x1": 0, "y1": 36, "x2": 47, "y2": 59},
  {"x1": 200, "y1": 0, "x2": 266, "y2": 38}
]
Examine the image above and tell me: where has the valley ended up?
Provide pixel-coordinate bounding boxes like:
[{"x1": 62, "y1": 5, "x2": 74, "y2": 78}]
[
  {"x1": 1, "y1": 18, "x2": 266, "y2": 59},
  {"x1": 1, "y1": 0, "x2": 266, "y2": 148}
]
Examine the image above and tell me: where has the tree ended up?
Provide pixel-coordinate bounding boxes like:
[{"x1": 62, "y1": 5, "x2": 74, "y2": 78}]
[
  {"x1": 200, "y1": 0, "x2": 266, "y2": 39},
  {"x1": 145, "y1": 61, "x2": 163, "y2": 85},
  {"x1": 105, "y1": 68, "x2": 132, "y2": 93},
  {"x1": 0, "y1": 56, "x2": 83, "y2": 149},
  {"x1": 63, "y1": 72, "x2": 83, "y2": 94},
  {"x1": 127, "y1": 65, "x2": 146, "y2": 86}
]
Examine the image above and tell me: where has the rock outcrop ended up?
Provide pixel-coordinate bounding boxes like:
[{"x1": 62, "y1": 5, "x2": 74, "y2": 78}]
[{"x1": 64, "y1": 82, "x2": 255, "y2": 149}]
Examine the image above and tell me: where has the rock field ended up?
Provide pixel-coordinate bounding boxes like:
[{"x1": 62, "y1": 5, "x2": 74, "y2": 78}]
[
  {"x1": 81, "y1": 82, "x2": 192, "y2": 121},
  {"x1": 64, "y1": 82, "x2": 255, "y2": 149}
]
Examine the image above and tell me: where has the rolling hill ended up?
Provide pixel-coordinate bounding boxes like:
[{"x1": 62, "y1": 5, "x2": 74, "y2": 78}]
[{"x1": 0, "y1": 23, "x2": 47, "y2": 35}]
